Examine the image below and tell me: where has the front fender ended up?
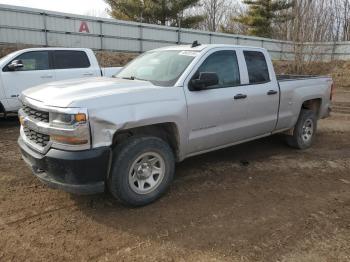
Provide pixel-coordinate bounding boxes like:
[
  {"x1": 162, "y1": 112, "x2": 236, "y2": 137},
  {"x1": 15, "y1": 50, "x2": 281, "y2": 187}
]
[{"x1": 88, "y1": 100, "x2": 188, "y2": 159}]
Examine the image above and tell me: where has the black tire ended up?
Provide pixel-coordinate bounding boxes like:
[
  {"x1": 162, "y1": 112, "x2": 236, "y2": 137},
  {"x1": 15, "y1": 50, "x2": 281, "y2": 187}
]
[
  {"x1": 286, "y1": 109, "x2": 317, "y2": 149},
  {"x1": 107, "y1": 136, "x2": 175, "y2": 207}
]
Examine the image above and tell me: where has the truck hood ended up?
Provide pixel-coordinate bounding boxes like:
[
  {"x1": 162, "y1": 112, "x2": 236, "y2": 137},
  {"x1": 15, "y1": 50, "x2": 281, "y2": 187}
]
[{"x1": 22, "y1": 77, "x2": 166, "y2": 108}]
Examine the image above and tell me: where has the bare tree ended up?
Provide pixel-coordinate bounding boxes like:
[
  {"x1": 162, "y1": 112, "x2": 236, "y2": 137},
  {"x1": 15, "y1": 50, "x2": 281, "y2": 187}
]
[
  {"x1": 264, "y1": 0, "x2": 350, "y2": 69},
  {"x1": 342, "y1": 0, "x2": 350, "y2": 40},
  {"x1": 219, "y1": 1, "x2": 247, "y2": 34},
  {"x1": 276, "y1": 0, "x2": 350, "y2": 42},
  {"x1": 201, "y1": 0, "x2": 228, "y2": 32}
]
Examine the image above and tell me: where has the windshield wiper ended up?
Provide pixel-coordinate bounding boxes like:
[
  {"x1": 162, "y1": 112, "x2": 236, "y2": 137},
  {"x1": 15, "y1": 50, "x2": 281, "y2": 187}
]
[
  {"x1": 122, "y1": 76, "x2": 136, "y2": 80},
  {"x1": 121, "y1": 76, "x2": 150, "y2": 82}
]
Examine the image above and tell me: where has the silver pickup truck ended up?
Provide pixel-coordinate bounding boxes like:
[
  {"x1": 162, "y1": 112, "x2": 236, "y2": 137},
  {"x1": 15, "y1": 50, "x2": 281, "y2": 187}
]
[{"x1": 18, "y1": 43, "x2": 334, "y2": 206}]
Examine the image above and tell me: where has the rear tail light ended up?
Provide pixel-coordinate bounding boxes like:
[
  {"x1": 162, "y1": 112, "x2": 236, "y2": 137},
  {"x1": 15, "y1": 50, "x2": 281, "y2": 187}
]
[{"x1": 330, "y1": 82, "x2": 335, "y2": 101}]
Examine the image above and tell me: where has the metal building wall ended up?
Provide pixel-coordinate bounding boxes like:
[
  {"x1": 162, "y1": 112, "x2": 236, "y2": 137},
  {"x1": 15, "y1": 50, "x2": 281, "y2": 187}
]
[{"x1": 1, "y1": 4, "x2": 350, "y2": 61}]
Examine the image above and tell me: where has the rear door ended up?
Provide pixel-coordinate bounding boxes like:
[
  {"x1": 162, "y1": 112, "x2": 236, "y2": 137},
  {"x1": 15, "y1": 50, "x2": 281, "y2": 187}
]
[
  {"x1": 241, "y1": 50, "x2": 279, "y2": 137},
  {"x1": 52, "y1": 50, "x2": 97, "y2": 80},
  {"x1": 1, "y1": 51, "x2": 54, "y2": 110}
]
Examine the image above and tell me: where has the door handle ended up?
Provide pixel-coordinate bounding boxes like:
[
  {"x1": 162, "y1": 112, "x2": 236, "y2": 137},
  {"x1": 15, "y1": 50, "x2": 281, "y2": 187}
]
[
  {"x1": 41, "y1": 75, "x2": 53, "y2": 79},
  {"x1": 83, "y1": 72, "x2": 94, "y2": 76},
  {"x1": 234, "y1": 94, "x2": 247, "y2": 100},
  {"x1": 267, "y1": 90, "x2": 278, "y2": 95}
]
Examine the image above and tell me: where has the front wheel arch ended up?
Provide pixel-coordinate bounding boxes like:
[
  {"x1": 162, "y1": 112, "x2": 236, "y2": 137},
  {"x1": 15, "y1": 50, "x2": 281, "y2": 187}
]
[{"x1": 111, "y1": 122, "x2": 181, "y2": 161}]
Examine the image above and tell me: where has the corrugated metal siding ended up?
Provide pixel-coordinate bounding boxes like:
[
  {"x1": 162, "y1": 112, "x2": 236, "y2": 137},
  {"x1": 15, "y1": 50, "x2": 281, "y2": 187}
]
[
  {"x1": 103, "y1": 37, "x2": 140, "y2": 52},
  {"x1": 0, "y1": 4, "x2": 348, "y2": 61},
  {"x1": 211, "y1": 35, "x2": 237, "y2": 45},
  {"x1": 0, "y1": 9, "x2": 43, "y2": 29},
  {"x1": 143, "y1": 27, "x2": 177, "y2": 43},
  {"x1": 47, "y1": 32, "x2": 101, "y2": 49},
  {"x1": 263, "y1": 41, "x2": 281, "y2": 52},
  {"x1": 46, "y1": 17, "x2": 100, "y2": 34},
  {"x1": 0, "y1": 28, "x2": 46, "y2": 45},
  {"x1": 143, "y1": 41, "x2": 173, "y2": 51},
  {"x1": 102, "y1": 23, "x2": 139, "y2": 38},
  {"x1": 238, "y1": 38, "x2": 261, "y2": 47},
  {"x1": 181, "y1": 30, "x2": 211, "y2": 44}
]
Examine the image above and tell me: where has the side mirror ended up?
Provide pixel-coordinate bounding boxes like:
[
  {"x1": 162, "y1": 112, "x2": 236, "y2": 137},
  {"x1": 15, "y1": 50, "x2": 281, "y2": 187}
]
[
  {"x1": 7, "y1": 60, "x2": 24, "y2": 71},
  {"x1": 190, "y1": 72, "x2": 219, "y2": 91}
]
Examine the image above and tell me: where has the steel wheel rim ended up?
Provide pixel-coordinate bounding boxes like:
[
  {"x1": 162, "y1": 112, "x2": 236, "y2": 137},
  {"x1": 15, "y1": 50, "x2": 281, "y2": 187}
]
[
  {"x1": 302, "y1": 119, "x2": 314, "y2": 143},
  {"x1": 129, "y1": 152, "x2": 165, "y2": 194}
]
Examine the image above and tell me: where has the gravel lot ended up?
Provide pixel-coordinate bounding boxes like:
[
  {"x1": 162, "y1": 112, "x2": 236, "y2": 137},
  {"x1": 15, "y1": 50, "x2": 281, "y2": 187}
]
[{"x1": 0, "y1": 91, "x2": 349, "y2": 262}]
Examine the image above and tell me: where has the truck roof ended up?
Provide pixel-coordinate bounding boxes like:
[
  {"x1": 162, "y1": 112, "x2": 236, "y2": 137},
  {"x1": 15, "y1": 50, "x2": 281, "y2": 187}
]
[
  {"x1": 10, "y1": 47, "x2": 92, "y2": 53},
  {"x1": 155, "y1": 44, "x2": 266, "y2": 52}
]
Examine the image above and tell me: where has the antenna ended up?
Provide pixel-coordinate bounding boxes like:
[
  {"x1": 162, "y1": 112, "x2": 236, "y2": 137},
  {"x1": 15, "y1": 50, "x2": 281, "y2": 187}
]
[{"x1": 191, "y1": 40, "x2": 201, "y2": 48}]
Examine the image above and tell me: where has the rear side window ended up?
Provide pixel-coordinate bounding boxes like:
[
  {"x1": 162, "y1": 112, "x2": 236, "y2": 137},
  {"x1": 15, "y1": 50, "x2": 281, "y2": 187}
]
[
  {"x1": 195, "y1": 50, "x2": 240, "y2": 89},
  {"x1": 53, "y1": 51, "x2": 90, "y2": 69},
  {"x1": 244, "y1": 51, "x2": 270, "y2": 84}
]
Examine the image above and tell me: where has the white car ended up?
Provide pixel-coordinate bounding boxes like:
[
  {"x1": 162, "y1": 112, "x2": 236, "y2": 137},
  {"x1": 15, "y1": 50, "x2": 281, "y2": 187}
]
[{"x1": 0, "y1": 47, "x2": 122, "y2": 115}]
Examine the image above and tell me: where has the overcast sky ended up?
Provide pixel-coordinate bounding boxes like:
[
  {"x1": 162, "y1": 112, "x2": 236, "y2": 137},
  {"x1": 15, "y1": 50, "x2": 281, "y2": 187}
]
[{"x1": 0, "y1": 0, "x2": 110, "y2": 17}]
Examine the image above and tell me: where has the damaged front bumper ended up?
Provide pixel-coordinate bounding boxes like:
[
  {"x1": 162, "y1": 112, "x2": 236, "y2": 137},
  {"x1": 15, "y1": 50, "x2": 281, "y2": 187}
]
[{"x1": 18, "y1": 137, "x2": 111, "y2": 194}]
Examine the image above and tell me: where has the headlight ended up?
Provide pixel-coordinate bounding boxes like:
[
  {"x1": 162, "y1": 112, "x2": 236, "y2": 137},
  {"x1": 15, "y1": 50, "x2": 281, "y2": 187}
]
[
  {"x1": 50, "y1": 112, "x2": 87, "y2": 127},
  {"x1": 49, "y1": 111, "x2": 90, "y2": 149}
]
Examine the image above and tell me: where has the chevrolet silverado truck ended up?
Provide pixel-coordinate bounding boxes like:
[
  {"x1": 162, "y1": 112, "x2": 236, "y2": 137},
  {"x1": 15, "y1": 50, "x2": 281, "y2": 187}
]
[
  {"x1": 18, "y1": 43, "x2": 334, "y2": 206},
  {"x1": 0, "y1": 48, "x2": 122, "y2": 115}
]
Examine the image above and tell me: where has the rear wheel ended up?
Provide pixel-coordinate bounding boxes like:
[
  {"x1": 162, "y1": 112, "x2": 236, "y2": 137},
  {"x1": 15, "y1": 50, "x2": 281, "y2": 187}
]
[
  {"x1": 286, "y1": 109, "x2": 317, "y2": 149},
  {"x1": 107, "y1": 136, "x2": 175, "y2": 206}
]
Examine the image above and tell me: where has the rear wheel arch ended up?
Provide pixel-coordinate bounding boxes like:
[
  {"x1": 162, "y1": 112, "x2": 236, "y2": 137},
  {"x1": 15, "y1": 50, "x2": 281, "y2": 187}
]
[{"x1": 301, "y1": 98, "x2": 322, "y2": 118}]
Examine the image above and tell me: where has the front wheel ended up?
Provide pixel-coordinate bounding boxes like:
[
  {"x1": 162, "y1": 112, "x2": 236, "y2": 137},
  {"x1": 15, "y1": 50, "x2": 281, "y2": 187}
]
[
  {"x1": 286, "y1": 109, "x2": 317, "y2": 149},
  {"x1": 107, "y1": 136, "x2": 175, "y2": 206}
]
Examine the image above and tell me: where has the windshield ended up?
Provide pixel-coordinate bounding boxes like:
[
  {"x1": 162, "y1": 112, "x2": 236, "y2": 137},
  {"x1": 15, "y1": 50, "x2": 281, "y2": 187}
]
[{"x1": 116, "y1": 50, "x2": 198, "y2": 86}]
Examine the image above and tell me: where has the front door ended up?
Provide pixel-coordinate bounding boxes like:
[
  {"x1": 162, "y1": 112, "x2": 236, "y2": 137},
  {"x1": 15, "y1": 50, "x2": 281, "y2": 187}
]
[
  {"x1": 1, "y1": 51, "x2": 54, "y2": 110},
  {"x1": 184, "y1": 49, "x2": 250, "y2": 154}
]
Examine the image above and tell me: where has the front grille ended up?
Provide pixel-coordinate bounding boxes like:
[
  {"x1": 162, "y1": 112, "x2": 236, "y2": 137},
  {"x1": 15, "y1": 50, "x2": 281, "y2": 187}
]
[
  {"x1": 22, "y1": 105, "x2": 49, "y2": 123},
  {"x1": 23, "y1": 127, "x2": 50, "y2": 147}
]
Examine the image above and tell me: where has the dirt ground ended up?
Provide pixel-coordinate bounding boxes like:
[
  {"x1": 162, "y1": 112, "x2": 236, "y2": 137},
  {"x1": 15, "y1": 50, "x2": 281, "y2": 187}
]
[{"x1": 0, "y1": 90, "x2": 349, "y2": 262}]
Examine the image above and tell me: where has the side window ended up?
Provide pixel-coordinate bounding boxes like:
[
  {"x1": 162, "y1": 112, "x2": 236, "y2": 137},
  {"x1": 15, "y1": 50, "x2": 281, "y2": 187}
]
[
  {"x1": 5, "y1": 51, "x2": 49, "y2": 71},
  {"x1": 195, "y1": 50, "x2": 240, "y2": 88},
  {"x1": 53, "y1": 51, "x2": 90, "y2": 69},
  {"x1": 243, "y1": 51, "x2": 270, "y2": 84}
]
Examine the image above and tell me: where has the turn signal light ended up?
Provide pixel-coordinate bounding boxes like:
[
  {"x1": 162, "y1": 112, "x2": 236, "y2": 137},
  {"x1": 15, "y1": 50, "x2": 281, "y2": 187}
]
[
  {"x1": 19, "y1": 116, "x2": 24, "y2": 126},
  {"x1": 74, "y1": 113, "x2": 87, "y2": 123},
  {"x1": 51, "y1": 135, "x2": 88, "y2": 145}
]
